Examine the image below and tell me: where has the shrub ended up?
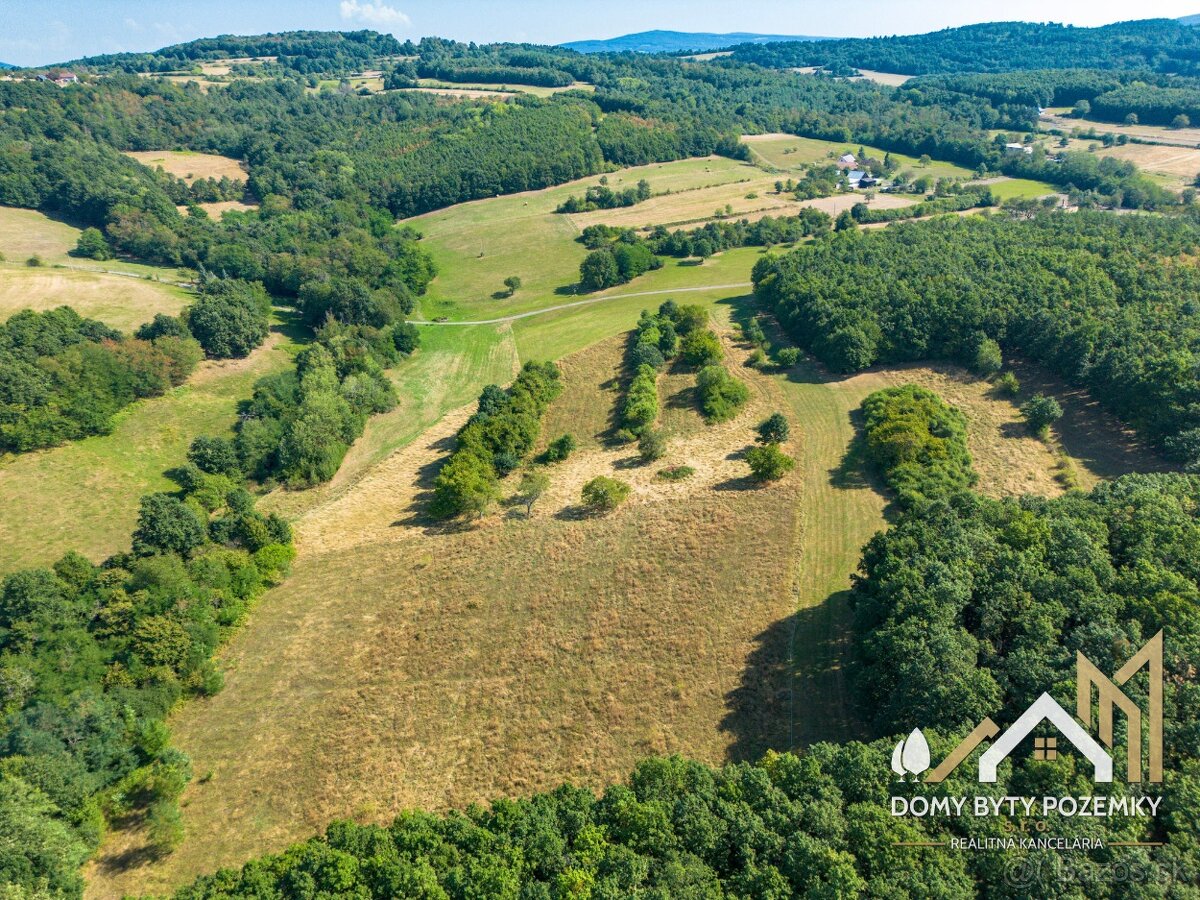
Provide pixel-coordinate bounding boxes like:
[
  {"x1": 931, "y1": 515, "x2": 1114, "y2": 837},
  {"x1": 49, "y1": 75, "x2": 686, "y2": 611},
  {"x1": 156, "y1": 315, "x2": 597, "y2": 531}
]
[
  {"x1": 136, "y1": 314, "x2": 191, "y2": 341},
  {"x1": 696, "y1": 366, "x2": 749, "y2": 422},
  {"x1": 132, "y1": 494, "x2": 207, "y2": 556},
  {"x1": 188, "y1": 436, "x2": 242, "y2": 476},
  {"x1": 581, "y1": 476, "x2": 630, "y2": 512},
  {"x1": 746, "y1": 443, "x2": 796, "y2": 481},
  {"x1": 638, "y1": 428, "x2": 667, "y2": 463},
  {"x1": 623, "y1": 364, "x2": 659, "y2": 435},
  {"x1": 656, "y1": 464, "x2": 695, "y2": 481},
  {"x1": 745, "y1": 348, "x2": 767, "y2": 369},
  {"x1": 543, "y1": 433, "x2": 576, "y2": 462},
  {"x1": 994, "y1": 371, "x2": 1020, "y2": 397},
  {"x1": 25, "y1": 255, "x2": 41, "y2": 267},
  {"x1": 75, "y1": 227, "x2": 112, "y2": 261},
  {"x1": 1021, "y1": 393, "x2": 1063, "y2": 437},
  {"x1": 862, "y1": 384, "x2": 977, "y2": 507},
  {"x1": 776, "y1": 346, "x2": 801, "y2": 368},
  {"x1": 972, "y1": 336, "x2": 1003, "y2": 376},
  {"x1": 680, "y1": 330, "x2": 723, "y2": 367},
  {"x1": 756, "y1": 413, "x2": 790, "y2": 444}
]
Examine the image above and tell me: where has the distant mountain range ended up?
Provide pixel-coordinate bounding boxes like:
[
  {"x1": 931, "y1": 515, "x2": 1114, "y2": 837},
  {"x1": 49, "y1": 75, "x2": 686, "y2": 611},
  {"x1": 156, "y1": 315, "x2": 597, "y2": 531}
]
[
  {"x1": 0, "y1": 62, "x2": 14, "y2": 70},
  {"x1": 1180, "y1": 13, "x2": 1200, "y2": 25},
  {"x1": 561, "y1": 30, "x2": 826, "y2": 54}
]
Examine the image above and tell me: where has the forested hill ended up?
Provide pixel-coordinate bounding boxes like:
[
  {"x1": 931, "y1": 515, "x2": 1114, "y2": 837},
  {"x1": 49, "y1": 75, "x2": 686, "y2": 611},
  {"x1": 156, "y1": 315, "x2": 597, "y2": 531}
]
[
  {"x1": 60, "y1": 30, "x2": 409, "y2": 74},
  {"x1": 730, "y1": 19, "x2": 1200, "y2": 75},
  {"x1": 561, "y1": 30, "x2": 826, "y2": 54}
]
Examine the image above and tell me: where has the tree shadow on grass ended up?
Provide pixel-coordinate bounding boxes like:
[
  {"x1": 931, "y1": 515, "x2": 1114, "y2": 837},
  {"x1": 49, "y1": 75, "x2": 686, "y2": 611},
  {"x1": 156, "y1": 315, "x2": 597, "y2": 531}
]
[{"x1": 720, "y1": 590, "x2": 864, "y2": 762}]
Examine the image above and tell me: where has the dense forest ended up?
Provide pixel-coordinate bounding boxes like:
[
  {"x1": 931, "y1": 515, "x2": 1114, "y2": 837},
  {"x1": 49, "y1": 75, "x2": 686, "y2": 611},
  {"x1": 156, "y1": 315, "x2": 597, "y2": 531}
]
[
  {"x1": 730, "y1": 19, "x2": 1200, "y2": 75},
  {"x1": 753, "y1": 211, "x2": 1200, "y2": 465}
]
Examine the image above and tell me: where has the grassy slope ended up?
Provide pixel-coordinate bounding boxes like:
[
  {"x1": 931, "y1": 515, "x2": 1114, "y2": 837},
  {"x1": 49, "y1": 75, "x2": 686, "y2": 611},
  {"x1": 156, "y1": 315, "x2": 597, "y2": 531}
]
[
  {"x1": 0, "y1": 206, "x2": 194, "y2": 282},
  {"x1": 83, "y1": 288, "x2": 1164, "y2": 897},
  {"x1": 0, "y1": 323, "x2": 300, "y2": 572},
  {"x1": 0, "y1": 264, "x2": 190, "y2": 332},
  {"x1": 405, "y1": 157, "x2": 764, "y2": 322}
]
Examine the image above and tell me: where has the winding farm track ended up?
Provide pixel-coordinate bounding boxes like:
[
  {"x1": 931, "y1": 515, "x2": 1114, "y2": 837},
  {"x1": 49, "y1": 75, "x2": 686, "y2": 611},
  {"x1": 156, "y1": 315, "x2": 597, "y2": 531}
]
[{"x1": 409, "y1": 282, "x2": 753, "y2": 325}]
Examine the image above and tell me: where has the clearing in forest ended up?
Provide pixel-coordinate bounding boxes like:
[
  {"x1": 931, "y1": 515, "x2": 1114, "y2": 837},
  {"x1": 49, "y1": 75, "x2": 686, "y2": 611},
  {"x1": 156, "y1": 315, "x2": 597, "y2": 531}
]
[
  {"x1": 0, "y1": 266, "x2": 189, "y2": 332},
  {"x1": 741, "y1": 133, "x2": 977, "y2": 180},
  {"x1": 124, "y1": 149, "x2": 247, "y2": 183}
]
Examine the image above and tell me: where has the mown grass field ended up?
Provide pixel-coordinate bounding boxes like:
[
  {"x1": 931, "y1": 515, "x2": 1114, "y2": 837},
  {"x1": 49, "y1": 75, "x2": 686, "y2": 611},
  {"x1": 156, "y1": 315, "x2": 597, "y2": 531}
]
[
  {"x1": 1058, "y1": 137, "x2": 1200, "y2": 191},
  {"x1": 404, "y1": 157, "x2": 765, "y2": 322},
  {"x1": 0, "y1": 321, "x2": 302, "y2": 573},
  {"x1": 84, "y1": 286, "x2": 1163, "y2": 896},
  {"x1": 984, "y1": 177, "x2": 1062, "y2": 201},
  {"x1": 741, "y1": 133, "x2": 977, "y2": 181}
]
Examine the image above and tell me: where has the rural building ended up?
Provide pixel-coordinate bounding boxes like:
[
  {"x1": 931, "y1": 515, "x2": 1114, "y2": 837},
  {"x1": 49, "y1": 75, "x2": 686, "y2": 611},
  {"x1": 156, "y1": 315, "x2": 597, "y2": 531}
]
[
  {"x1": 838, "y1": 153, "x2": 857, "y2": 167},
  {"x1": 37, "y1": 70, "x2": 78, "y2": 86},
  {"x1": 1004, "y1": 142, "x2": 1033, "y2": 156}
]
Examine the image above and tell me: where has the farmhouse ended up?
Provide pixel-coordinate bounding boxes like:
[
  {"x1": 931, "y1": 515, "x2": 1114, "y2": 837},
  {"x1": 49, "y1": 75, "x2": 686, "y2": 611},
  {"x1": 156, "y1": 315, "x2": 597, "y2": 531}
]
[
  {"x1": 1005, "y1": 142, "x2": 1033, "y2": 156},
  {"x1": 37, "y1": 70, "x2": 78, "y2": 86},
  {"x1": 838, "y1": 152, "x2": 857, "y2": 167}
]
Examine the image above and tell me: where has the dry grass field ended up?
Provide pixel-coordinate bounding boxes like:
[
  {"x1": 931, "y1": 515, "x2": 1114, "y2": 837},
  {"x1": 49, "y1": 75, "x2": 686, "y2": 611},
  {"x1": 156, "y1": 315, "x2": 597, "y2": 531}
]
[
  {"x1": 853, "y1": 69, "x2": 912, "y2": 87},
  {"x1": 1058, "y1": 137, "x2": 1200, "y2": 191},
  {"x1": 0, "y1": 266, "x2": 189, "y2": 332},
  {"x1": 83, "y1": 300, "x2": 1160, "y2": 896},
  {"x1": 178, "y1": 200, "x2": 259, "y2": 219},
  {"x1": 124, "y1": 150, "x2": 247, "y2": 183},
  {"x1": 1041, "y1": 109, "x2": 1200, "y2": 148}
]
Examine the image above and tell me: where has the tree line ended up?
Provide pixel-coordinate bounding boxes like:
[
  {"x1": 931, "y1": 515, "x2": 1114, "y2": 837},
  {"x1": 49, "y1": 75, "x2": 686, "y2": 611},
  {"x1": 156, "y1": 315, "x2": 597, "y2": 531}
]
[{"x1": 753, "y1": 210, "x2": 1200, "y2": 466}]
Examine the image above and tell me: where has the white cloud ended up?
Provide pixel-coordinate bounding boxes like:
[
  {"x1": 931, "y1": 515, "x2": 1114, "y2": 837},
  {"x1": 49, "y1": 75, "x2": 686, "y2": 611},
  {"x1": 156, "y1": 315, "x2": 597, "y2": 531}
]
[{"x1": 339, "y1": 1, "x2": 411, "y2": 27}]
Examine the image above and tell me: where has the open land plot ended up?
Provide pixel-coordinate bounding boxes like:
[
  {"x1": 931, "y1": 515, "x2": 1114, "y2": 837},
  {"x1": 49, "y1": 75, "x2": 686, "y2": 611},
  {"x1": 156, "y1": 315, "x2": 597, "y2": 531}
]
[
  {"x1": 741, "y1": 133, "x2": 977, "y2": 180},
  {"x1": 412, "y1": 78, "x2": 594, "y2": 97},
  {"x1": 0, "y1": 324, "x2": 299, "y2": 573},
  {"x1": 1057, "y1": 138, "x2": 1200, "y2": 191},
  {"x1": 124, "y1": 149, "x2": 247, "y2": 183},
  {"x1": 1040, "y1": 110, "x2": 1200, "y2": 148},
  {"x1": 981, "y1": 177, "x2": 1062, "y2": 201},
  {"x1": 852, "y1": 69, "x2": 912, "y2": 87},
  {"x1": 84, "y1": 292, "x2": 1161, "y2": 896},
  {"x1": 0, "y1": 265, "x2": 190, "y2": 332},
  {"x1": 403, "y1": 156, "x2": 768, "y2": 322},
  {"x1": 0, "y1": 205, "x2": 194, "y2": 281}
]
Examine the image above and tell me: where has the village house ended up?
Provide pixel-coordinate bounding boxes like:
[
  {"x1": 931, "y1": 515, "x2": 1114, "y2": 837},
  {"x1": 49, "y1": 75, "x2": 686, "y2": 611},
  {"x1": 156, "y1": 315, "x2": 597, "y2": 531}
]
[{"x1": 1004, "y1": 142, "x2": 1033, "y2": 156}]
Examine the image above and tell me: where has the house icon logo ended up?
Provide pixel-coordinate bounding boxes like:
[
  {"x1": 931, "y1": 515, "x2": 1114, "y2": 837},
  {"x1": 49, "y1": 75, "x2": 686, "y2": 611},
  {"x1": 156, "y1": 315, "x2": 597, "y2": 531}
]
[{"x1": 910, "y1": 631, "x2": 1163, "y2": 784}]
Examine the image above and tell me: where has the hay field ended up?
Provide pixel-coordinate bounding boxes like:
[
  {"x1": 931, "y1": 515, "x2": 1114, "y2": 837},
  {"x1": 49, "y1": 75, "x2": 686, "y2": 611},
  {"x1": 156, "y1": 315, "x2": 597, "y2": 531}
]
[
  {"x1": 124, "y1": 150, "x2": 247, "y2": 183},
  {"x1": 0, "y1": 266, "x2": 189, "y2": 332}
]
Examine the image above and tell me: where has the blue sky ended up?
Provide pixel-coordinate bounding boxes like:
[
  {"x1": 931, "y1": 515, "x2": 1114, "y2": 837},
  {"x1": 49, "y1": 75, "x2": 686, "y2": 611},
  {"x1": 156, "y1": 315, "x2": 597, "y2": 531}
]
[{"x1": 1, "y1": 0, "x2": 1198, "y2": 67}]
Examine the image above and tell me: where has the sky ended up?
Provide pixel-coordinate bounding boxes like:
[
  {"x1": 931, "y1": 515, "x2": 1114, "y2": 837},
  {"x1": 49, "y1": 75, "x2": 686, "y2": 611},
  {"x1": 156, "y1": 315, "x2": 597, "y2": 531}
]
[{"x1": 1, "y1": 0, "x2": 1199, "y2": 67}]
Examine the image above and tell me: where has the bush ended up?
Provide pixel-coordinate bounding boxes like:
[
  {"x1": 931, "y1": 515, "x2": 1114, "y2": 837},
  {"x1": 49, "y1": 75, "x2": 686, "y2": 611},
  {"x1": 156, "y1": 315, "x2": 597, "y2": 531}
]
[
  {"x1": 75, "y1": 227, "x2": 112, "y2": 261},
  {"x1": 756, "y1": 412, "x2": 790, "y2": 444},
  {"x1": 581, "y1": 476, "x2": 631, "y2": 512},
  {"x1": 680, "y1": 330, "x2": 723, "y2": 367},
  {"x1": 188, "y1": 436, "x2": 242, "y2": 476},
  {"x1": 775, "y1": 346, "x2": 801, "y2": 368},
  {"x1": 543, "y1": 433, "x2": 576, "y2": 462},
  {"x1": 994, "y1": 371, "x2": 1020, "y2": 397},
  {"x1": 638, "y1": 428, "x2": 667, "y2": 463},
  {"x1": 136, "y1": 314, "x2": 191, "y2": 341},
  {"x1": 696, "y1": 366, "x2": 749, "y2": 422},
  {"x1": 745, "y1": 348, "x2": 767, "y2": 369},
  {"x1": 862, "y1": 384, "x2": 977, "y2": 507},
  {"x1": 1021, "y1": 393, "x2": 1063, "y2": 436},
  {"x1": 972, "y1": 336, "x2": 1003, "y2": 376},
  {"x1": 132, "y1": 494, "x2": 207, "y2": 556},
  {"x1": 746, "y1": 443, "x2": 796, "y2": 481},
  {"x1": 623, "y1": 364, "x2": 659, "y2": 435},
  {"x1": 25, "y1": 255, "x2": 41, "y2": 267},
  {"x1": 656, "y1": 464, "x2": 695, "y2": 481}
]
